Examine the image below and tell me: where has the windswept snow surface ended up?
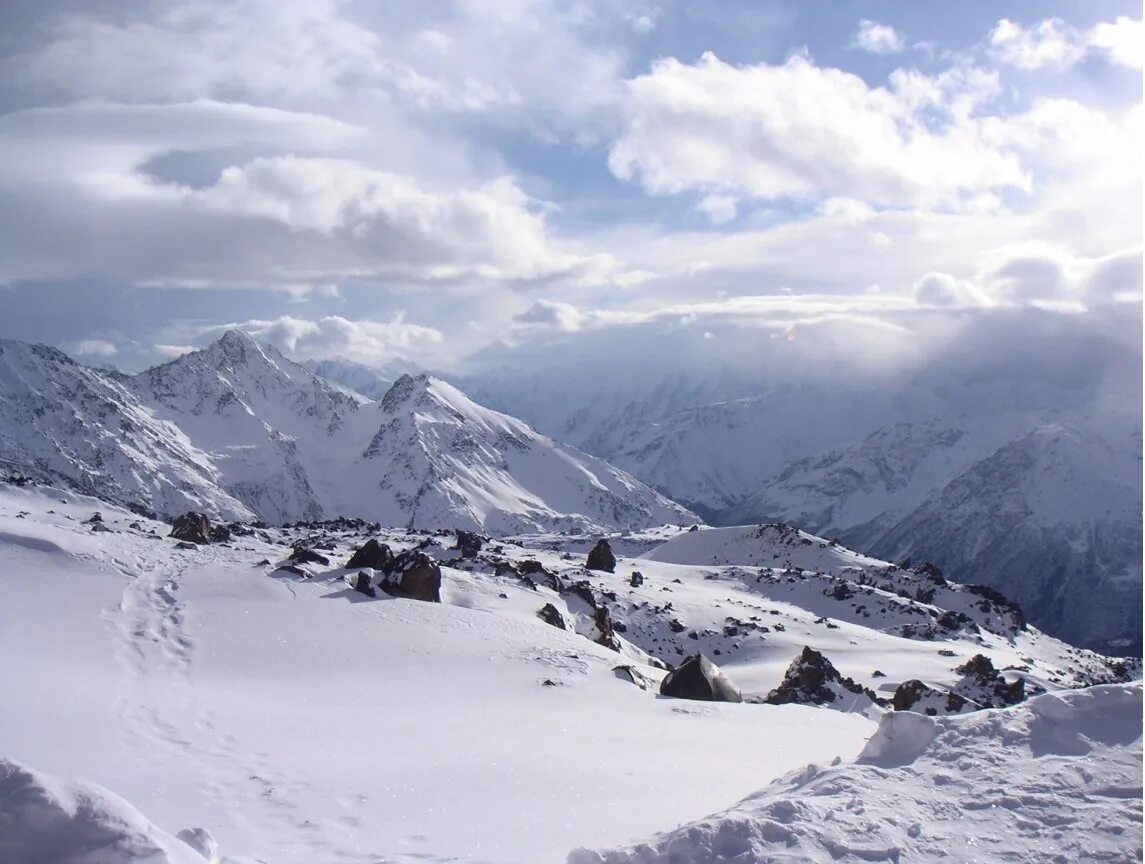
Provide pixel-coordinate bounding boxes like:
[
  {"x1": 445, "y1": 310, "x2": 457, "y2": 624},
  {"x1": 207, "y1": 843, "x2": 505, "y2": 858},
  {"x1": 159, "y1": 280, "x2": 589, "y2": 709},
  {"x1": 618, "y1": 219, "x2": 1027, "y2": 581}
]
[{"x1": 570, "y1": 683, "x2": 1143, "y2": 863}]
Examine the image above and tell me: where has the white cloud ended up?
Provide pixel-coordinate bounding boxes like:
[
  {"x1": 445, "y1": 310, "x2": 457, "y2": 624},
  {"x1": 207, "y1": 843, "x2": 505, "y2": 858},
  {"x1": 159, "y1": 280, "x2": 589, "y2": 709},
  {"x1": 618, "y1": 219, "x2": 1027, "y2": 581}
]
[
  {"x1": 695, "y1": 194, "x2": 739, "y2": 225},
  {"x1": 609, "y1": 52, "x2": 1026, "y2": 210},
  {"x1": 63, "y1": 339, "x2": 119, "y2": 357},
  {"x1": 512, "y1": 299, "x2": 585, "y2": 332},
  {"x1": 853, "y1": 20, "x2": 905, "y2": 55},
  {"x1": 201, "y1": 314, "x2": 444, "y2": 366},
  {"x1": 988, "y1": 16, "x2": 1143, "y2": 70}
]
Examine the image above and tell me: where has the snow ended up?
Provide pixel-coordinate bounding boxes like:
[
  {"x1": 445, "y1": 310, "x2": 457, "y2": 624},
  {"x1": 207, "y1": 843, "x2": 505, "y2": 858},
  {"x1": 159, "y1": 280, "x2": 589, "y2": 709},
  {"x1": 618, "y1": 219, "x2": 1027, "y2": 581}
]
[{"x1": 571, "y1": 683, "x2": 1143, "y2": 863}]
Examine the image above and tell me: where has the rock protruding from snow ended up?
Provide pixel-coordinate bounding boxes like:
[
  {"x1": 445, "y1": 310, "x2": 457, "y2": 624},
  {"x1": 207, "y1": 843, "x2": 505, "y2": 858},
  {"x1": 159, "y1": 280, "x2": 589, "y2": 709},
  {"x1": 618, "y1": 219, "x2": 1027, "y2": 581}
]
[
  {"x1": 0, "y1": 757, "x2": 211, "y2": 863},
  {"x1": 613, "y1": 664, "x2": 657, "y2": 691},
  {"x1": 454, "y1": 530, "x2": 484, "y2": 559},
  {"x1": 538, "y1": 602, "x2": 570, "y2": 631},
  {"x1": 345, "y1": 538, "x2": 393, "y2": 570},
  {"x1": 893, "y1": 654, "x2": 1033, "y2": 716},
  {"x1": 352, "y1": 572, "x2": 376, "y2": 598},
  {"x1": 766, "y1": 646, "x2": 883, "y2": 713},
  {"x1": 658, "y1": 654, "x2": 742, "y2": 703},
  {"x1": 170, "y1": 512, "x2": 211, "y2": 545},
  {"x1": 586, "y1": 538, "x2": 617, "y2": 573},
  {"x1": 381, "y1": 549, "x2": 442, "y2": 603}
]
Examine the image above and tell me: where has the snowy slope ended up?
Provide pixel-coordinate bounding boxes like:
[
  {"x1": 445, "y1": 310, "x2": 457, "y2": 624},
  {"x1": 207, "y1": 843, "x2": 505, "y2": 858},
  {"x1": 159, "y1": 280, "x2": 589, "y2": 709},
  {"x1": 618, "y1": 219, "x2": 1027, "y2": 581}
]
[
  {"x1": 1, "y1": 482, "x2": 1137, "y2": 862},
  {"x1": 572, "y1": 682, "x2": 1143, "y2": 863},
  {"x1": 0, "y1": 340, "x2": 253, "y2": 520},
  {"x1": 328, "y1": 373, "x2": 697, "y2": 533}
]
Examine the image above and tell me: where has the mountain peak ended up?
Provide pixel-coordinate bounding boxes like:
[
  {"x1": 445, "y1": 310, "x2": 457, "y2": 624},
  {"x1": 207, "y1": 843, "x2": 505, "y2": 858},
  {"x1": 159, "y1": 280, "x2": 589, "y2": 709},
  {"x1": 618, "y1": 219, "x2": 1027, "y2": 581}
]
[{"x1": 379, "y1": 372, "x2": 433, "y2": 412}]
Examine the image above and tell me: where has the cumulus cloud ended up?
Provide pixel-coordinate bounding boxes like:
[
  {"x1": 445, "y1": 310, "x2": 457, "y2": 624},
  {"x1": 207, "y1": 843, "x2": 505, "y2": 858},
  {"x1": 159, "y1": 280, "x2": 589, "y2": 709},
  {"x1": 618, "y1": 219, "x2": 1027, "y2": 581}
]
[
  {"x1": 853, "y1": 20, "x2": 905, "y2": 55},
  {"x1": 512, "y1": 299, "x2": 585, "y2": 332},
  {"x1": 200, "y1": 314, "x2": 443, "y2": 366},
  {"x1": 695, "y1": 194, "x2": 739, "y2": 225},
  {"x1": 988, "y1": 16, "x2": 1143, "y2": 70},
  {"x1": 608, "y1": 52, "x2": 1026, "y2": 210}
]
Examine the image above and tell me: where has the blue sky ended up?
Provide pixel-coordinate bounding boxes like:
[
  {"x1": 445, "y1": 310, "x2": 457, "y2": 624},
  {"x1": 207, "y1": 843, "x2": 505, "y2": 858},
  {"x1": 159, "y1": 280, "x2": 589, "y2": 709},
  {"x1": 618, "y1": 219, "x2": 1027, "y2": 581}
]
[{"x1": 0, "y1": 0, "x2": 1140, "y2": 371}]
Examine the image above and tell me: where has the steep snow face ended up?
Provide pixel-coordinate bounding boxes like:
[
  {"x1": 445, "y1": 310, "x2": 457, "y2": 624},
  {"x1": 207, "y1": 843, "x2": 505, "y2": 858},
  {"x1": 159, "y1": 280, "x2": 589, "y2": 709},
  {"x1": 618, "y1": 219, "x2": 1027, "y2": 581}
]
[
  {"x1": 0, "y1": 340, "x2": 252, "y2": 520},
  {"x1": 334, "y1": 374, "x2": 697, "y2": 533},
  {"x1": 571, "y1": 683, "x2": 1143, "y2": 864},
  {"x1": 868, "y1": 420, "x2": 1143, "y2": 655},
  {"x1": 133, "y1": 331, "x2": 364, "y2": 523}
]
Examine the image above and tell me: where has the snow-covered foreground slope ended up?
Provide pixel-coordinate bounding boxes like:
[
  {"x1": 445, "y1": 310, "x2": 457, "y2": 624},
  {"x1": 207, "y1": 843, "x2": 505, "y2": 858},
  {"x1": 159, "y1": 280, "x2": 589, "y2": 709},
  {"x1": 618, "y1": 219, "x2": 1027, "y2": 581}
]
[
  {"x1": 0, "y1": 485, "x2": 860, "y2": 864},
  {"x1": 572, "y1": 682, "x2": 1143, "y2": 864},
  {"x1": 2, "y1": 483, "x2": 1137, "y2": 862},
  {"x1": 0, "y1": 333, "x2": 694, "y2": 533}
]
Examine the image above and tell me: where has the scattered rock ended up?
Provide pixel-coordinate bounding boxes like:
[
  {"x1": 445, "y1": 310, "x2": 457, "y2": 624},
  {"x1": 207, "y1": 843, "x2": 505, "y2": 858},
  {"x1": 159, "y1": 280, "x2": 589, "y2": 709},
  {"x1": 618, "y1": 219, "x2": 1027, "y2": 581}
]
[
  {"x1": 659, "y1": 654, "x2": 742, "y2": 703},
  {"x1": 208, "y1": 524, "x2": 231, "y2": 543},
  {"x1": 345, "y1": 538, "x2": 393, "y2": 570},
  {"x1": 170, "y1": 511, "x2": 211, "y2": 545},
  {"x1": 84, "y1": 512, "x2": 103, "y2": 524},
  {"x1": 630, "y1": 571, "x2": 645, "y2": 587},
  {"x1": 274, "y1": 564, "x2": 308, "y2": 578},
  {"x1": 586, "y1": 538, "x2": 616, "y2": 573},
  {"x1": 174, "y1": 540, "x2": 198, "y2": 550}
]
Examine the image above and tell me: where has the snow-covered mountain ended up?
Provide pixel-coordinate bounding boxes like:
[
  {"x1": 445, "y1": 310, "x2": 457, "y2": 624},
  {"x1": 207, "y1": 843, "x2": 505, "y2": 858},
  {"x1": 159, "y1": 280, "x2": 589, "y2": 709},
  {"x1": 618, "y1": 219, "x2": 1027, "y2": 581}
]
[
  {"x1": 302, "y1": 356, "x2": 419, "y2": 401},
  {"x1": 0, "y1": 339, "x2": 253, "y2": 520},
  {"x1": 0, "y1": 333, "x2": 694, "y2": 533},
  {"x1": 723, "y1": 417, "x2": 1143, "y2": 655}
]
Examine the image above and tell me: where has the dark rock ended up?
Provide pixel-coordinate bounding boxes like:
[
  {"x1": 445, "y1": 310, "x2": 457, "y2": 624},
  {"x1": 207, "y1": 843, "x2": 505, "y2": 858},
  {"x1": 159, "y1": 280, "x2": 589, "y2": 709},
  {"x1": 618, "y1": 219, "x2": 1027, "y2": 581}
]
[
  {"x1": 90, "y1": 521, "x2": 111, "y2": 533},
  {"x1": 454, "y1": 530, "x2": 484, "y2": 559},
  {"x1": 289, "y1": 546, "x2": 330, "y2": 566},
  {"x1": 174, "y1": 540, "x2": 198, "y2": 550},
  {"x1": 274, "y1": 564, "x2": 308, "y2": 578},
  {"x1": 658, "y1": 654, "x2": 742, "y2": 703},
  {"x1": 209, "y1": 524, "x2": 231, "y2": 543},
  {"x1": 537, "y1": 603, "x2": 568, "y2": 630},
  {"x1": 381, "y1": 549, "x2": 442, "y2": 602},
  {"x1": 352, "y1": 572, "x2": 376, "y2": 598},
  {"x1": 893, "y1": 679, "x2": 942, "y2": 714},
  {"x1": 170, "y1": 512, "x2": 211, "y2": 545},
  {"x1": 916, "y1": 562, "x2": 946, "y2": 584},
  {"x1": 586, "y1": 539, "x2": 616, "y2": 573},
  {"x1": 85, "y1": 512, "x2": 103, "y2": 524},
  {"x1": 765, "y1": 646, "x2": 881, "y2": 708},
  {"x1": 345, "y1": 538, "x2": 393, "y2": 571},
  {"x1": 630, "y1": 571, "x2": 645, "y2": 587}
]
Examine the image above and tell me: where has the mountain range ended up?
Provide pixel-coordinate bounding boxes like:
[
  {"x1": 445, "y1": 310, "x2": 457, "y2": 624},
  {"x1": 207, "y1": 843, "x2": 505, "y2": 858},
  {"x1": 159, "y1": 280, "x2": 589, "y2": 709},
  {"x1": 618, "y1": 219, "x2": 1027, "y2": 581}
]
[{"x1": 0, "y1": 332, "x2": 694, "y2": 534}]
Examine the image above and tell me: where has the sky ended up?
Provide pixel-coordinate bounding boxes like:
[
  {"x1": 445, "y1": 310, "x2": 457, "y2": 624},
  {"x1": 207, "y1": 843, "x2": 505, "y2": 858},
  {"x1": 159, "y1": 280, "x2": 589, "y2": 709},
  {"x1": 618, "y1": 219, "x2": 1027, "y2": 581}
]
[{"x1": 0, "y1": 0, "x2": 1141, "y2": 374}]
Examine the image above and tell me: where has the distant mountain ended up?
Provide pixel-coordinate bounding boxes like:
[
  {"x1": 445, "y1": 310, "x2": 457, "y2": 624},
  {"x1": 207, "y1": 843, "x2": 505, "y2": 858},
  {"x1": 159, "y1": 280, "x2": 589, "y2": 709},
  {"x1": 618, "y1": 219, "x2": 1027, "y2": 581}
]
[
  {"x1": 0, "y1": 339, "x2": 253, "y2": 520},
  {"x1": 723, "y1": 417, "x2": 1143, "y2": 654},
  {"x1": 0, "y1": 333, "x2": 695, "y2": 533},
  {"x1": 302, "y1": 357, "x2": 420, "y2": 401}
]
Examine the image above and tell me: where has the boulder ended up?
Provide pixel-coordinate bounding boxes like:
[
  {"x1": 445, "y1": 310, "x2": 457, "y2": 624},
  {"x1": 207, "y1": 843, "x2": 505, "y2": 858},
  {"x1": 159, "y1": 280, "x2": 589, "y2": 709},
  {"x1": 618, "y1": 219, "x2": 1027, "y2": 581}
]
[
  {"x1": 586, "y1": 539, "x2": 616, "y2": 573},
  {"x1": 629, "y1": 571, "x2": 645, "y2": 587},
  {"x1": 766, "y1": 646, "x2": 882, "y2": 708},
  {"x1": 382, "y1": 549, "x2": 442, "y2": 603},
  {"x1": 208, "y1": 524, "x2": 231, "y2": 543},
  {"x1": 345, "y1": 538, "x2": 393, "y2": 571},
  {"x1": 170, "y1": 512, "x2": 211, "y2": 545},
  {"x1": 537, "y1": 603, "x2": 569, "y2": 630},
  {"x1": 454, "y1": 530, "x2": 484, "y2": 559},
  {"x1": 892, "y1": 679, "x2": 954, "y2": 715},
  {"x1": 658, "y1": 654, "x2": 742, "y2": 703},
  {"x1": 274, "y1": 564, "x2": 308, "y2": 578},
  {"x1": 352, "y1": 572, "x2": 376, "y2": 598}
]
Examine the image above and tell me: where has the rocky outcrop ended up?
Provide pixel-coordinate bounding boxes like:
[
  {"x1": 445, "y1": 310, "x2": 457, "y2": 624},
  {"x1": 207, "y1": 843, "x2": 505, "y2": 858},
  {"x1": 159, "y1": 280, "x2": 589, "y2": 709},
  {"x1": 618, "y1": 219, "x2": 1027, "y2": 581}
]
[
  {"x1": 345, "y1": 538, "x2": 393, "y2": 570},
  {"x1": 613, "y1": 665, "x2": 657, "y2": 691},
  {"x1": 659, "y1": 654, "x2": 742, "y2": 703},
  {"x1": 537, "y1": 603, "x2": 569, "y2": 630},
  {"x1": 289, "y1": 546, "x2": 330, "y2": 567},
  {"x1": 170, "y1": 512, "x2": 211, "y2": 545},
  {"x1": 352, "y1": 572, "x2": 376, "y2": 598},
  {"x1": 766, "y1": 646, "x2": 883, "y2": 710},
  {"x1": 454, "y1": 530, "x2": 484, "y2": 559},
  {"x1": 586, "y1": 539, "x2": 616, "y2": 573}
]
